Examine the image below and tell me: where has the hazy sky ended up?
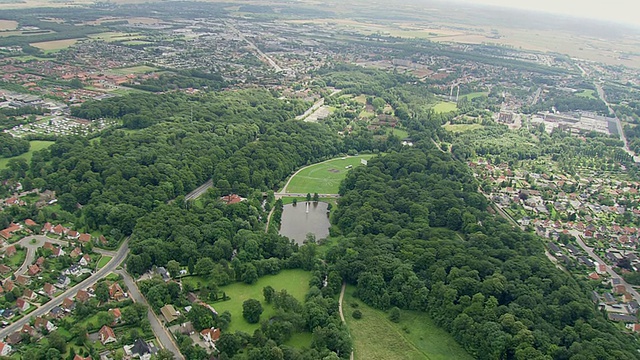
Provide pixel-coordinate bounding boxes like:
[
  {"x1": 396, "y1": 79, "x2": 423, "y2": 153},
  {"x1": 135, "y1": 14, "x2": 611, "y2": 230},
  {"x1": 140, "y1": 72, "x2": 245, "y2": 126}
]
[{"x1": 456, "y1": 0, "x2": 639, "y2": 27}]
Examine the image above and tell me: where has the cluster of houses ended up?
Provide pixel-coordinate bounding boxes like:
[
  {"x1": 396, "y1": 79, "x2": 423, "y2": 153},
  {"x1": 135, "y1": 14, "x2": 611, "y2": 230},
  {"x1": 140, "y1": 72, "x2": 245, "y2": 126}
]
[
  {"x1": 41, "y1": 222, "x2": 108, "y2": 246},
  {"x1": 164, "y1": 292, "x2": 222, "y2": 351},
  {"x1": 592, "y1": 278, "x2": 640, "y2": 329}
]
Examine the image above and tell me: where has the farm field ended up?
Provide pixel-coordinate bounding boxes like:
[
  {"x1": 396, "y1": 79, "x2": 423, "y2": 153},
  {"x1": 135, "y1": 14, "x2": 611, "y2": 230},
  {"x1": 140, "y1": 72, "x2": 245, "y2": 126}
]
[
  {"x1": 432, "y1": 101, "x2": 458, "y2": 113},
  {"x1": 0, "y1": 140, "x2": 55, "y2": 170},
  {"x1": 343, "y1": 286, "x2": 472, "y2": 360},
  {"x1": 191, "y1": 269, "x2": 312, "y2": 334},
  {"x1": 284, "y1": 154, "x2": 376, "y2": 194},
  {"x1": 442, "y1": 123, "x2": 484, "y2": 133},
  {"x1": 0, "y1": 20, "x2": 18, "y2": 30},
  {"x1": 30, "y1": 38, "x2": 80, "y2": 51}
]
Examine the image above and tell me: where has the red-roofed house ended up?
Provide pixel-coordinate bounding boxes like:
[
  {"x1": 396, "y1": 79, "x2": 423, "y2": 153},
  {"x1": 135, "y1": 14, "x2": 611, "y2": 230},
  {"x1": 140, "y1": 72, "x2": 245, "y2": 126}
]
[
  {"x1": 3, "y1": 280, "x2": 14, "y2": 292},
  {"x1": 70, "y1": 247, "x2": 82, "y2": 258},
  {"x1": 52, "y1": 224, "x2": 67, "y2": 236},
  {"x1": 5, "y1": 245, "x2": 16, "y2": 257},
  {"x1": 34, "y1": 317, "x2": 56, "y2": 332},
  {"x1": 73, "y1": 355, "x2": 91, "y2": 360},
  {"x1": 109, "y1": 283, "x2": 125, "y2": 301},
  {"x1": 109, "y1": 308, "x2": 121, "y2": 323},
  {"x1": 36, "y1": 256, "x2": 45, "y2": 266},
  {"x1": 79, "y1": 254, "x2": 91, "y2": 267},
  {"x1": 99, "y1": 325, "x2": 117, "y2": 344},
  {"x1": 24, "y1": 219, "x2": 37, "y2": 227},
  {"x1": 0, "y1": 265, "x2": 11, "y2": 275},
  {"x1": 75, "y1": 290, "x2": 90, "y2": 303},
  {"x1": 15, "y1": 275, "x2": 30, "y2": 286},
  {"x1": 23, "y1": 289, "x2": 36, "y2": 301},
  {"x1": 200, "y1": 327, "x2": 221, "y2": 348},
  {"x1": 0, "y1": 341, "x2": 11, "y2": 356},
  {"x1": 16, "y1": 298, "x2": 29, "y2": 312},
  {"x1": 78, "y1": 233, "x2": 91, "y2": 243},
  {"x1": 41, "y1": 222, "x2": 53, "y2": 234},
  {"x1": 220, "y1": 194, "x2": 243, "y2": 205},
  {"x1": 28, "y1": 264, "x2": 40, "y2": 276},
  {"x1": 52, "y1": 247, "x2": 65, "y2": 257},
  {"x1": 43, "y1": 242, "x2": 54, "y2": 251},
  {"x1": 66, "y1": 230, "x2": 79, "y2": 239},
  {"x1": 43, "y1": 283, "x2": 56, "y2": 296}
]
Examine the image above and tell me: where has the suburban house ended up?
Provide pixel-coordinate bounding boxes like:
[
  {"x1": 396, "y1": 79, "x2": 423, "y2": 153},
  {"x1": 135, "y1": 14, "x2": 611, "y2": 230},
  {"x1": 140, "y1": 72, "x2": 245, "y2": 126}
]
[
  {"x1": 109, "y1": 308, "x2": 122, "y2": 323},
  {"x1": 20, "y1": 324, "x2": 36, "y2": 337},
  {"x1": 41, "y1": 223, "x2": 53, "y2": 233},
  {"x1": 0, "y1": 341, "x2": 11, "y2": 356},
  {"x1": 0, "y1": 265, "x2": 11, "y2": 275},
  {"x1": 24, "y1": 219, "x2": 37, "y2": 227},
  {"x1": 28, "y1": 264, "x2": 40, "y2": 276},
  {"x1": 43, "y1": 283, "x2": 56, "y2": 296},
  {"x1": 124, "y1": 338, "x2": 153, "y2": 359},
  {"x1": 43, "y1": 242, "x2": 54, "y2": 251},
  {"x1": 70, "y1": 247, "x2": 82, "y2": 258},
  {"x1": 109, "y1": 283, "x2": 126, "y2": 301},
  {"x1": 15, "y1": 298, "x2": 29, "y2": 312},
  {"x1": 200, "y1": 327, "x2": 221, "y2": 348},
  {"x1": 52, "y1": 247, "x2": 65, "y2": 257},
  {"x1": 67, "y1": 230, "x2": 79, "y2": 239},
  {"x1": 52, "y1": 224, "x2": 68, "y2": 236},
  {"x1": 99, "y1": 325, "x2": 117, "y2": 344},
  {"x1": 4, "y1": 245, "x2": 16, "y2": 258},
  {"x1": 78, "y1": 233, "x2": 92, "y2": 243},
  {"x1": 73, "y1": 355, "x2": 91, "y2": 360},
  {"x1": 3, "y1": 280, "x2": 13, "y2": 292},
  {"x1": 56, "y1": 275, "x2": 70, "y2": 289},
  {"x1": 23, "y1": 289, "x2": 37, "y2": 301},
  {"x1": 76, "y1": 289, "x2": 90, "y2": 303},
  {"x1": 62, "y1": 297, "x2": 76, "y2": 311},
  {"x1": 79, "y1": 254, "x2": 91, "y2": 267},
  {"x1": 34, "y1": 316, "x2": 56, "y2": 332},
  {"x1": 15, "y1": 275, "x2": 30, "y2": 286},
  {"x1": 5, "y1": 332, "x2": 21, "y2": 345},
  {"x1": 160, "y1": 304, "x2": 179, "y2": 323}
]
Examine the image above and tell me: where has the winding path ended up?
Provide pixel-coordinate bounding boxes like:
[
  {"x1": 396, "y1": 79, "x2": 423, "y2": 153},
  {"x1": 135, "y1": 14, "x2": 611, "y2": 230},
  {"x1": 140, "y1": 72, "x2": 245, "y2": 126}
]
[{"x1": 339, "y1": 282, "x2": 355, "y2": 360}]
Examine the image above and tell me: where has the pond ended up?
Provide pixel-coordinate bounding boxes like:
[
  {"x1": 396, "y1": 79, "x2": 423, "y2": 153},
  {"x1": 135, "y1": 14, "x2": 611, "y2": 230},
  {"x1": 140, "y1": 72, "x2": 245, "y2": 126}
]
[{"x1": 279, "y1": 201, "x2": 331, "y2": 245}]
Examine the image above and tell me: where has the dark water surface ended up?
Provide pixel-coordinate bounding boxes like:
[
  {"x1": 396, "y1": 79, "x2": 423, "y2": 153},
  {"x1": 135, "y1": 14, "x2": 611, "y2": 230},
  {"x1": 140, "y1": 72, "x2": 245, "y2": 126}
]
[{"x1": 279, "y1": 202, "x2": 330, "y2": 245}]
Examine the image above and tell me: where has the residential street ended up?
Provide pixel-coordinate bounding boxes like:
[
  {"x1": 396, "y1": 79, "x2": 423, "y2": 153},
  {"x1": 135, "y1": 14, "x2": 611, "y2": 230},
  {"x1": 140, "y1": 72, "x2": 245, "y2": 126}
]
[
  {"x1": 117, "y1": 269, "x2": 185, "y2": 360},
  {"x1": 0, "y1": 238, "x2": 129, "y2": 339}
]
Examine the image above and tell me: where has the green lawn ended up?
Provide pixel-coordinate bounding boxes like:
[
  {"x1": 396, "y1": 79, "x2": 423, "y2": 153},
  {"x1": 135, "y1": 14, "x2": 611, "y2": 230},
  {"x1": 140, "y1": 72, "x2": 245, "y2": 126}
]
[
  {"x1": 460, "y1": 92, "x2": 488, "y2": 100},
  {"x1": 442, "y1": 124, "x2": 484, "y2": 133},
  {"x1": 0, "y1": 140, "x2": 55, "y2": 170},
  {"x1": 201, "y1": 269, "x2": 312, "y2": 334},
  {"x1": 6, "y1": 249, "x2": 26, "y2": 268},
  {"x1": 389, "y1": 128, "x2": 410, "y2": 139},
  {"x1": 575, "y1": 89, "x2": 597, "y2": 99},
  {"x1": 97, "y1": 256, "x2": 112, "y2": 269},
  {"x1": 109, "y1": 65, "x2": 157, "y2": 75},
  {"x1": 343, "y1": 286, "x2": 472, "y2": 360},
  {"x1": 284, "y1": 155, "x2": 375, "y2": 194},
  {"x1": 432, "y1": 102, "x2": 458, "y2": 113}
]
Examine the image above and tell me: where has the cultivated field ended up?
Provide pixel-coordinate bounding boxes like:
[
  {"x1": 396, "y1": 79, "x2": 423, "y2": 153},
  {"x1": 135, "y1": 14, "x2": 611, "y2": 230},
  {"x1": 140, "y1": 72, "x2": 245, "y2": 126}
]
[
  {"x1": 432, "y1": 102, "x2": 458, "y2": 113},
  {"x1": 0, "y1": 140, "x2": 55, "y2": 170},
  {"x1": 188, "y1": 269, "x2": 312, "y2": 334},
  {"x1": 343, "y1": 286, "x2": 473, "y2": 360},
  {"x1": 284, "y1": 154, "x2": 375, "y2": 194},
  {"x1": 0, "y1": 20, "x2": 18, "y2": 30},
  {"x1": 30, "y1": 38, "x2": 80, "y2": 51}
]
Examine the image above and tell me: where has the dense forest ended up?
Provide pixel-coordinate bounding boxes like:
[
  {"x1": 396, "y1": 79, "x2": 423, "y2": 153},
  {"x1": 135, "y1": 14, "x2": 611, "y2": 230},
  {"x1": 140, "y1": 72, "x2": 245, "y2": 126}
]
[
  {"x1": 0, "y1": 133, "x2": 29, "y2": 158},
  {"x1": 326, "y1": 145, "x2": 640, "y2": 360}
]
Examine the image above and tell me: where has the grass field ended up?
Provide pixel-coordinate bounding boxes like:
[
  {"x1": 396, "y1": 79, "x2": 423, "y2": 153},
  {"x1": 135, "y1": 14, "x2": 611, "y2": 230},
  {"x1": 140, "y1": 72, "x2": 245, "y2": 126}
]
[
  {"x1": 284, "y1": 154, "x2": 375, "y2": 194},
  {"x1": 198, "y1": 269, "x2": 312, "y2": 334},
  {"x1": 88, "y1": 31, "x2": 144, "y2": 42},
  {"x1": 0, "y1": 140, "x2": 55, "y2": 170},
  {"x1": 432, "y1": 102, "x2": 458, "y2": 113},
  {"x1": 97, "y1": 256, "x2": 112, "y2": 269},
  {"x1": 575, "y1": 89, "x2": 597, "y2": 99},
  {"x1": 343, "y1": 286, "x2": 472, "y2": 360},
  {"x1": 442, "y1": 123, "x2": 484, "y2": 133},
  {"x1": 460, "y1": 91, "x2": 488, "y2": 100},
  {"x1": 109, "y1": 65, "x2": 157, "y2": 75},
  {"x1": 389, "y1": 128, "x2": 409, "y2": 139},
  {"x1": 30, "y1": 38, "x2": 80, "y2": 51},
  {"x1": 6, "y1": 249, "x2": 26, "y2": 268}
]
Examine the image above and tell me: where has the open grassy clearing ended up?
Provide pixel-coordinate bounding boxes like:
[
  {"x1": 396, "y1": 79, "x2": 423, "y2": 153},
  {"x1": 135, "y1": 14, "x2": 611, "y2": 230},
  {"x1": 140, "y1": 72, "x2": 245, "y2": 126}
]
[
  {"x1": 0, "y1": 140, "x2": 55, "y2": 170},
  {"x1": 575, "y1": 89, "x2": 597, "y2": 99},
  {"x1": 97, "y1": 256, "x2": 112, "y2": 269},
  {"x1": 109, "y1": 65, "x2": 157, "y2": 75},
  {"x1": 188, "y1": 269, "x2": 312, "y2": 334},
  {"x1": 460, "y1": 91, "x2": 488, "y2": 100},
  {"x1": 432, "y1": 102, "x2": 458, "y2": 113},
  {"x1": 30, "y1": 38, "x2": 80, "y2": 51},
  {"x1": 6, "y1": 249, "x2": 26, "y2": 268},
  {"x1": 389, "y1": 127, "x2": 409, "y2": 139},
  {"x1": 442, "y1": 123, "x2": 484, "y2": 133},
  {"x1": 343, "y1": 286, "x2": 472, "y2": 360},
  {"x1": 284, "y1": 154, "x2": 375, "y2": 194}
]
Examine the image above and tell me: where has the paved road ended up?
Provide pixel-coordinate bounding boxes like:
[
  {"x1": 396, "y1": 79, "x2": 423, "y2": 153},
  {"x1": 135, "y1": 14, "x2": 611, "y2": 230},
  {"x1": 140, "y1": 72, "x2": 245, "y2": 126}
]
[
  {"x1": 185, "y1": 179, "x2": 213, "y2": 201},
  {"x1": 570, "y1": 230, "x2": 640, "y2": 304},
  {"x1": 118, "y1": 270, "x2": 185, "y2": 360},
  {"x1": 227, "y1": 22, "x2": 283, "y2": 73},
  {"x1": 594, "y1": 82, "x2": 639, "y2": 162},
  {"x1": 0, "y1": 238, "x2": 129, "y2": 339},
  {"x1": 14, "y1": 235, "x2": 116, "y2": 277}
]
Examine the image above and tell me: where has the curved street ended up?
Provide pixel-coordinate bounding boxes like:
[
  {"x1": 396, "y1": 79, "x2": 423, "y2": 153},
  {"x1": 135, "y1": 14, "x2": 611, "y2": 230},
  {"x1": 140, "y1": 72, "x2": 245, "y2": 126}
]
[{"x1": 0, "y1": 238, "x2": 129, "y2": 339}]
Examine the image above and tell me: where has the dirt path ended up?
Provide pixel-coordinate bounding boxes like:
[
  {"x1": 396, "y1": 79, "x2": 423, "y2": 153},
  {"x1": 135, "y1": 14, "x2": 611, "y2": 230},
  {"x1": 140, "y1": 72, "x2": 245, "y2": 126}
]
[{"x1": 339, "y1": 282, "x2": 355, "y2": 360}]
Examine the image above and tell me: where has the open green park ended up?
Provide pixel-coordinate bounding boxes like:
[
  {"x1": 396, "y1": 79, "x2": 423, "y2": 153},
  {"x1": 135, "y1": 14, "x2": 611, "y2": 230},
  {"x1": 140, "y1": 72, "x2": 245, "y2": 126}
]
[
  {"x1": 343, "y1": 286, "x2": 472, "y2": 360},
  {"x1": 184, "y1": 269, "x2": 312, "y2": 334},
  {"x1": 283, "y1": 154, "x2": 375, "y2": 194},
  {"x1": 575, "y1": 89, "x2": 597, "y2": 99},
  {"x1": 0, "y1": 140, "x2": 55, "y2": 170},
  {"x1": 432, "y1": 101, "x2": 458, "y2": 113},
  {"x1": 442, "y1": 123, "x2": 484, "y2": 133}
]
